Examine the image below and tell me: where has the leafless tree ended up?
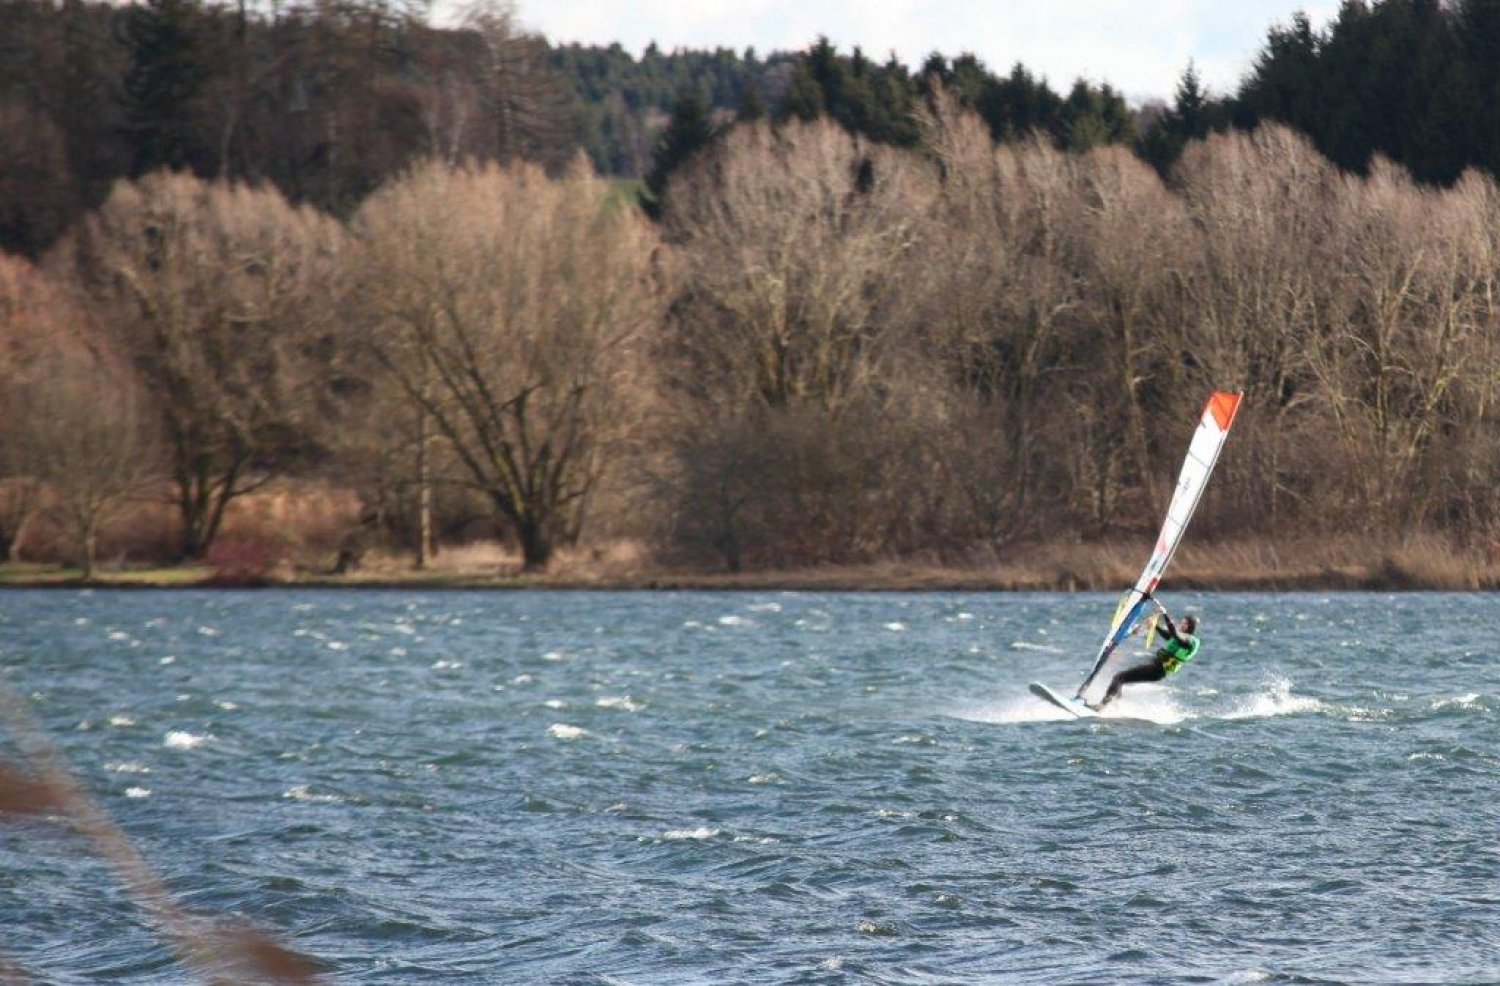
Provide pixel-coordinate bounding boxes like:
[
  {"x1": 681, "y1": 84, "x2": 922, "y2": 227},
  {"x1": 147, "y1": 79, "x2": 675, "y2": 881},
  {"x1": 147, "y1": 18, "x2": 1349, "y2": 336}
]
[
  {"x1": 1172, "y1": 125, "x2": 1337, "y2": 527},
  {"x1": 29, "y1": 350, "x2": 158, "y2": 578},
  {"x1": 659, "y1": 119, "x2": 940, "y2": 566},
  {"x1": 0, "y1": 253, "x2": 70, "y2": 562},
  {"x1": 350, "y1": 157, "x2": 660, "y2": 571},
  {"x1": 53, "y1": 171, "x2": 347, "y2": 560},
  {"x1": 918, "y1": 96, "x2": 1086, "y2": 543},
  {"x1": 458, "y1": 0, "x2": 578, "y2": 171}
]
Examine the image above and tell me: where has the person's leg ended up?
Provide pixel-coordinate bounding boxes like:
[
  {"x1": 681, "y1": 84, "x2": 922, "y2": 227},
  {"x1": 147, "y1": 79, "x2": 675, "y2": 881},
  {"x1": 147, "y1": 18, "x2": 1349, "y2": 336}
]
[{"x1": 1099, "y1": 659, "x2": 1167, "y2": 707}]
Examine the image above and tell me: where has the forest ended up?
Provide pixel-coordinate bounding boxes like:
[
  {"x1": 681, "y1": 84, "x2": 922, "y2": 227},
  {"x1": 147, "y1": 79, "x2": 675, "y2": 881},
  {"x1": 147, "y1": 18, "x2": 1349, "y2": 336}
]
[{"x1": 3, "y1": 0, "x2": 1500, "y2": 584}]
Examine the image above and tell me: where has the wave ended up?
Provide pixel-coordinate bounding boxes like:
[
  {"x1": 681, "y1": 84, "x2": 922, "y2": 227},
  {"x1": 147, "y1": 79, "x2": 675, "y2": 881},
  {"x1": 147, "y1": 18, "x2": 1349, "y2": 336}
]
[
  {"x1": 1219, "y1": 678, "x2": 1325, "y2": 720},
  {"x1": 163, "y1": 731, "x2": 211, "y2": 750},
  {"x1": 956, "y1": 676, "x2": 1323, "y2": 726}
]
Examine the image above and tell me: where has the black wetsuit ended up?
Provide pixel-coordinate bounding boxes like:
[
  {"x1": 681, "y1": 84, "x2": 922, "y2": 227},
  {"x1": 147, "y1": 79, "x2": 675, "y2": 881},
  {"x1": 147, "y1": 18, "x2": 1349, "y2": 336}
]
[{"x1": 1099, "y1": 612, "x2": 1198, "y2": 707}]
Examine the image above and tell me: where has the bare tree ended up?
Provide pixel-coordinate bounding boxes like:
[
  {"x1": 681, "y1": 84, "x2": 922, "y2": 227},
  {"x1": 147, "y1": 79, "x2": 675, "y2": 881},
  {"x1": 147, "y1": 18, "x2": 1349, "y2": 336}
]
[
  {"x1": 0, "y1": 254, "x2": 52, "y2": 562},
  {"x1": 1172, "y1": 125, "x2": 1337, "y2": 526},
  {"x1": 917, "y1": 95, "x2": 1086, "y2": 543},
  {"x1": 457, "y1": 0, "x2": 578, "y2": 170},
  {"x1": 53, "y1": 171, "x2": 346, "y2": 560},
  {"x1": 1305, "y1": 157, "x2": 1498, "y2": 524},
  {"x1": 351, "y1": 157, "x2": 660, "y2": 571},
  {"x1": 0, "y1": 254, "x2": 103, "y2": 563},
  {"x1": 1060, "y1": 144, "x2": 1193, "y2": 528},
  {"x1": 665, "y1": 118, "x2": 935, "y2": 413},
  {"x1": 29, "y1": 350, "x2": 158, "y2": 578},
  {"x1": 659, "y1": 119, "x2": 940, "y2": 566}
]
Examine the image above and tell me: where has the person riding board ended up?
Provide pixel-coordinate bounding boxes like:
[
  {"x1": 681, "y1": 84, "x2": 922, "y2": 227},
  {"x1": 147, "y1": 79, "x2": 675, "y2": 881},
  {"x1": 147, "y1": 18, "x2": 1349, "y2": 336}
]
[{"x1": 1092, "y1": 597, "x2": 1199, "y2": 710}]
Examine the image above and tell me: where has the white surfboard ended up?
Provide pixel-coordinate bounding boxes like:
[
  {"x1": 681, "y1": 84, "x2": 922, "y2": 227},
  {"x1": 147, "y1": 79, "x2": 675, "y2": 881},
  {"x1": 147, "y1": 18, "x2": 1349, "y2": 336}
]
[{"x1": 1029, "y1": 682, "x2": 1097, "y2": 719}]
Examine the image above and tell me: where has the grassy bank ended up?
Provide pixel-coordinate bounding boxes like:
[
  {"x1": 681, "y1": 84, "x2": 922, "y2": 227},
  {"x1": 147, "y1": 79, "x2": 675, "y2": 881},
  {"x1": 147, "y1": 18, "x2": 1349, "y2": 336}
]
[{"x1": 2, "y1": 535, "x2": 1496, "y2": 591}]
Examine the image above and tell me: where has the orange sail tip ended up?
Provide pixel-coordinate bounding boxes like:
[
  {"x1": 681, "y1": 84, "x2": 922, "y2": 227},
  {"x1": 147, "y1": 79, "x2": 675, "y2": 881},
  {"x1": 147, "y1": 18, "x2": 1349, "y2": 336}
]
[{"x1": 1206, "y1": 391, "x2": 1243, "y2": 432}]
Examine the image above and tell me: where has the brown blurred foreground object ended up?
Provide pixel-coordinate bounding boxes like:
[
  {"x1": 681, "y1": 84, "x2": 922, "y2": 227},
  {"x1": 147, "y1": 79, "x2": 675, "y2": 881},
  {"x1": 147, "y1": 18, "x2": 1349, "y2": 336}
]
[{"x1": 0, "y1": 680, "x2": 325, "y2": 984}]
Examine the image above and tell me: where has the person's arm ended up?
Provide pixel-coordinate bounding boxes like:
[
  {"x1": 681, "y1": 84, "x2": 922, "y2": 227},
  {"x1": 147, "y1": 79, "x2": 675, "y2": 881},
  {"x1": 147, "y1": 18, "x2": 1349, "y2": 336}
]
[{"x1": 1156, "y1": 611, "x2": 1177, "y2": 639}]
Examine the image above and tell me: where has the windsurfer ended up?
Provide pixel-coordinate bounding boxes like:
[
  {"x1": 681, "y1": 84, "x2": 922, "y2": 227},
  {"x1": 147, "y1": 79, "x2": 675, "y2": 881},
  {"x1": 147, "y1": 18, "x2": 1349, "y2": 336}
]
[{"x1": 1092, "y1": 601, "x2": 1199, "y2": 709}]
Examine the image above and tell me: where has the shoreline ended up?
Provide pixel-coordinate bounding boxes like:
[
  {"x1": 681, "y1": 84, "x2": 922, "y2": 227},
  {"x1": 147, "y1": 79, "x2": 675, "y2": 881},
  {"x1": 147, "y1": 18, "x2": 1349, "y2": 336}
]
[{"x1": 2, "y1": 558, "x2": 1495, "y2": 593}]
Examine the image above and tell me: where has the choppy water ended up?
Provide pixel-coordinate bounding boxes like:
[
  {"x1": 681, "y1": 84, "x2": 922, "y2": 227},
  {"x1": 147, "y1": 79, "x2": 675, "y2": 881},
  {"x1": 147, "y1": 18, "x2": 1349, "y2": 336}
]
[{"x1": 0, "y1": 589, "x2": 1496, "y2": 984}]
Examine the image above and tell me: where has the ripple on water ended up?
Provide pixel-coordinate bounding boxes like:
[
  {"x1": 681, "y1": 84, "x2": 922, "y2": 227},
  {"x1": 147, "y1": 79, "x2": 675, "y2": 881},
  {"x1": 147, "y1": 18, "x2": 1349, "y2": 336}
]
[{"x1": 1, "y1": 589, "x2": 1496, "y2": 985}]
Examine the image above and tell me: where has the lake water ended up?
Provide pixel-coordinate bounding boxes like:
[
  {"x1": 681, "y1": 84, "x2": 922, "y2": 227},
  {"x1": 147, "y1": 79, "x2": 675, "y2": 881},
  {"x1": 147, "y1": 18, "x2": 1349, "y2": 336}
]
[{"x1": 0, "y1": 589, "x2": 1496, "y2": 984}]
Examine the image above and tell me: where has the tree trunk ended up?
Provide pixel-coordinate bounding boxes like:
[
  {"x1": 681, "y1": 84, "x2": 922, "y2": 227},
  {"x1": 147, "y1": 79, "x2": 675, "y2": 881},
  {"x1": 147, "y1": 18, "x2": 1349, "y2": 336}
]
[{"x1": 518, "y1": 518, "x2": 551, "y2": 572}]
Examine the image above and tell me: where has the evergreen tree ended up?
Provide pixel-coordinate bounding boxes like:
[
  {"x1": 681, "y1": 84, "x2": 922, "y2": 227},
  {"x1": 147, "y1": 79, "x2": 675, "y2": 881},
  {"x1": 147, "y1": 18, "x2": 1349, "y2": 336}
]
[
  {"x1": 1172, "y1": 61, "x2": 1209, "y2": 140},
  {"x1": 1138, "y1": 61, "x2": 1233, "y2": 176},
  {"x1": 1457, "y1": 0, "x2": 1500, "y2": 173},
  {"x1": 736, "y1": 82, "x2": 765, "y2": 124},
  {"x1": 1239, "y1": 10, "x2": 1324, "y2": 136},
  {"x1": 779, "y1": 60, "x2": 824, "y2": 121},
  {"x1": 122, "y1": 0, "x2": 208, "y2": 175},
  {"x1": 644, "y1": 86, "x2": 715, "y2": 217}
]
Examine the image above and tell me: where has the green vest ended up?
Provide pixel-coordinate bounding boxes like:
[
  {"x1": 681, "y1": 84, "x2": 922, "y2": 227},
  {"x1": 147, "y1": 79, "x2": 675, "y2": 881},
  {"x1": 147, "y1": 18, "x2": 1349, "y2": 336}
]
[{"x1": 1160, "y1": 634, "x2": 1200, "y2": 675}]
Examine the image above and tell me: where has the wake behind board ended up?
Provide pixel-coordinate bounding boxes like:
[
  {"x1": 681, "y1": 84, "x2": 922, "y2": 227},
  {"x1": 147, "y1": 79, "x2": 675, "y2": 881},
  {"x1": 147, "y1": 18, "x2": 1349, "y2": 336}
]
[{"x1": 1029, "y1": 682, "x2": 1097, "y2": 719}]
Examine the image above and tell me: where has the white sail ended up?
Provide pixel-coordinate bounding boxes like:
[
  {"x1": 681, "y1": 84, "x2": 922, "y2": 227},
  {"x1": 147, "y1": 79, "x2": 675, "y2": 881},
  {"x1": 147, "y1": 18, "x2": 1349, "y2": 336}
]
[{"x1": 1075, "y1": 391, "x2": 1244, "y2": 700}]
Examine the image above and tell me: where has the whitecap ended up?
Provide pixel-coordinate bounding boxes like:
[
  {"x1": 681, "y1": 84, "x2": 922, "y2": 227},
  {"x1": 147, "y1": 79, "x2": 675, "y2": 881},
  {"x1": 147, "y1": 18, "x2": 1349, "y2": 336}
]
[
  {"x1": 547, "y1": 723, "x2": 587, "y2": 740},
  {"x1": 108, "y1": 715, "x2": 136, "y2": 728},
  {"x1": 1010, "y1": 640, "x2": 1063, "y2": 653},
  {"x1": 542, "y1": 650, "x2": 566, "y2": 662},
  {"x1": 163, "y1": 731, "x2": 209, "y2": 750},
  {"x1": 661, "y1": 826, "x2": 720, "y2": 841},
  {"x1": 431, "y1": 660, "x2": 463, "y2": 670},
  {"x1": 747, "y1": 773, "x2": 779, "y2": 785},
  {"x1": 1223, "y1": 679, "x2": 1324, "y2": 720},
  {"x1": 105, "y1": 762, "x2": 150, "y2": 775},
  {"x1": 954, "y1": 696, "x2": 1075, "y2": 724},
  {"x1": 197, "y1": 627, "x2": 219, "y2": 637},
  {"x1": 1432, "y1": 693, "x2": 1482, "y2": 711},
  {"x1": 107, "y1": 631, "x2": 132, "y2": 642},
  {"x1": 1104, "y1": 688, "x2": 1189, "y2": 724},
  {"x1": 283, "y1": 785, "x2": 342, "y2": 804},
  {"x1": 718, "y1": 615, "x2": 750, "y2": 626},
  {"x1": 216, "y1": 701, "x2": 238, "y2": 711},
  {"x1": 159, "y1": 656, "x2": 176, "y2": 665},
  {"x1": 883, "y1": 622, "x2": 908, "y2": 632},
  {"x1": 326, "y1": 641, "x2": 349, "y2": 651},
  {"x1": 124, "y1": 787, "x2": 151, "y2": 799},
  {"x1": 747, "y1": 603, "x2": 782, "y2": 613},
  {"x1": 543, "y1": 699, "x2": 568, "y2": 710},
  {"x1": 595, "y1": 696, "x2": 643, "y2": 712}
]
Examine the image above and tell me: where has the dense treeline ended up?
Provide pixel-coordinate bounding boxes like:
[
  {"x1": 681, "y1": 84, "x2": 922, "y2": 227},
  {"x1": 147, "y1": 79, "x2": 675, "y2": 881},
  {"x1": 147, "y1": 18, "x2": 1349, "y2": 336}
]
[
  {"x1": 0, "y1": 0, "x2": 1146, "y2": 257},
  {"x1": 0, "y1": 0, "x2": 580, "y2": 257},
  {"x1": 1240, "y1": 0, "x2": 1500, "y2": 186},
  {"x1": 9, "y1": 0, "x2": 1500, "y2": 576},
  {"x1": 7, "y1": 103, "x2": 1500, "y2": 575}
]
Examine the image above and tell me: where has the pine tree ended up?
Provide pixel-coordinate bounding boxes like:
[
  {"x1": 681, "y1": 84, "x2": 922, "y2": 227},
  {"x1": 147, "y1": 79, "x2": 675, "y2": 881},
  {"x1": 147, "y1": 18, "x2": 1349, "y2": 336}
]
[
  {"x1": 736, "y1": 83, "x2": 766, "y2": 124},
  {"x1": 643, "y1": 86, "x2": 715, "y2": 217},
  {"x1": 122, "y1": 0, "x2": 208, "y2": 175}
]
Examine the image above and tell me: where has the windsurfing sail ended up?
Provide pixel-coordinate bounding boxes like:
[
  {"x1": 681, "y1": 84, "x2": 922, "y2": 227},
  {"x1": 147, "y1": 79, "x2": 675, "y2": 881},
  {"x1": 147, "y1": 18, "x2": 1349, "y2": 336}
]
[{"x1": 1074, "y1": 391, "x2": 1244, "y2": 701}]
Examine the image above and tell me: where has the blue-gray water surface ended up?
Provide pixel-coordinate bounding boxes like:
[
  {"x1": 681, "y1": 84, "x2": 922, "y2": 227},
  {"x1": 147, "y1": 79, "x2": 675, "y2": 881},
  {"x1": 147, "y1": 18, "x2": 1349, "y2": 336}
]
[{"x1": 0, "y1": 589, "x2": 1496, "y2": 984}]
